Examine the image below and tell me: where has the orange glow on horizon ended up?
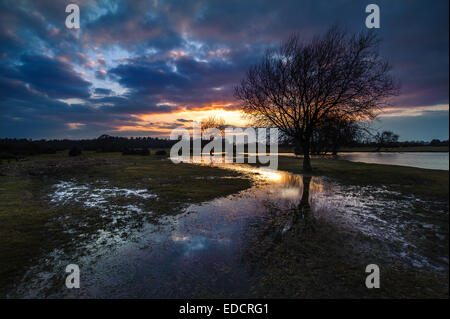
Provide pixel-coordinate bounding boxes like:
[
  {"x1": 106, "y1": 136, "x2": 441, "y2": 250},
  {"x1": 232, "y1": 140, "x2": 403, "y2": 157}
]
[
  {"x1": 114, "y1": 108, "x2": 249, "y2": 135},
  {"x1": 113, "y1": 103, "x2": 449, "y2": 136}
]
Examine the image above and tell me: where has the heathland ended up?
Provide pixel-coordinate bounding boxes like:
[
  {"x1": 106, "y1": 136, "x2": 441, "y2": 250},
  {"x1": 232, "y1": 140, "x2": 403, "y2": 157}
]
[{"x1": 0, "y1": 151, "x2": 448, "y2": 298}]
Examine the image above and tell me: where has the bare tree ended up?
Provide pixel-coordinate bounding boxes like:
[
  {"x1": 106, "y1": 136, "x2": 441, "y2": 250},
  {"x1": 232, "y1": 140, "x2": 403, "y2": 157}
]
[
  {"x1": 312, "y1": 115, "x2": 364, "y2": 155},
  {"x1": 374, "y1": 130, "x2": 399, "y2": 151},
  {"x1": 201, "y1": 115, "x2": 226, "y2": 136},
  {"x1": 235, "y1": 27, "x2": 398, "y2": 171}
]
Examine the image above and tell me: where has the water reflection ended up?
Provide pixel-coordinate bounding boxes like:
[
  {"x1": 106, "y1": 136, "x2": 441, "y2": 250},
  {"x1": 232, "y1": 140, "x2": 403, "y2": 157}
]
[
  {"x1": 291, "y1": 176, "x2": 315, "y2": 234},
  {"x1": 337, "y1": 152, "x2": 449, "y2": 170}
]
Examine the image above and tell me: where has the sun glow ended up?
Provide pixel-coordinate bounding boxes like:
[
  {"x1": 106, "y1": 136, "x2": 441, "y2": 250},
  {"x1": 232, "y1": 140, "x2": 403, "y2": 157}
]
[{"x1": 115, "y1": 108, "x2": 248, "y2": 135}]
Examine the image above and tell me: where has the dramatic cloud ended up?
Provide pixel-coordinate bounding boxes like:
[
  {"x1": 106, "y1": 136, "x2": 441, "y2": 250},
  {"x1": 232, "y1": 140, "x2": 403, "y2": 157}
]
[
  {"x1": 18, "y1": 54, "x2": 92, "y2": 98},
  {"x1": 0, "y1": 0, "x2": 448, "y2": 139}
]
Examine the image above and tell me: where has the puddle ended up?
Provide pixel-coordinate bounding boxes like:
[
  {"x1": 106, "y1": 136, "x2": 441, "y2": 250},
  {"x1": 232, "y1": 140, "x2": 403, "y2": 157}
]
[
  {"x1": 50, "y1": 180, "x2": 157, "y2": 208},
  {"x1": 8, "y1": 163, "x2": 449, "y2": 298},
  {"x1": 43, "y1": 180, "x2": 155, "y2": 248}
]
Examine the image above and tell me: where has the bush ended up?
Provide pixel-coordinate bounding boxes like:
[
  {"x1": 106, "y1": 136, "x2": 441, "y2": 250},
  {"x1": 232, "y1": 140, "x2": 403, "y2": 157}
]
[
  {"x1": 122, "y1": 148, "x2": 150, "y2": 156},
  {"x1": 68, "y1": 147, "x2": 82, "y2": 156},
  {"x1": 154, "y1": 150, "x2": 167, "y2": 156}
]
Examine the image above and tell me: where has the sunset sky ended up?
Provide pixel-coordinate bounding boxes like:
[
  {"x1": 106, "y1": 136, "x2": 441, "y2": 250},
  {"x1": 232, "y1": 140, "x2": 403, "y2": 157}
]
[{"x1": 0, "y1": 0, "x2": 448, "y2": 140}]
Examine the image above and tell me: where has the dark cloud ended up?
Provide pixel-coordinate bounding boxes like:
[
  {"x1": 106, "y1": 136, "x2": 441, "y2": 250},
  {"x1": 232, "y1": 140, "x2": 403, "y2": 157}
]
[
  {"x1": 94, "y1": 88, "x2": 112, "y2": 95},
  {"x1": 110, "y1": 58, "x2": 189, "y2": 93},
  {"x1": 0, "y1": 0, "x2": 448, "y2": 139},
  {"x1": 176, "y1": 118, "x2": 193, "y2": 123},
  {"x1": 81, "y1": 1, "x2": 183, "y2": 50},
  {"x1": 97, "y1": 57, "x2": 106, "y2": 66},
  {"x1": 18, "y1": 54, "x2": 91, "y2": 98},
  {"x1": 95, "y1": 69, "x2": 107, "y2": 80},
  {"x1": 107, "y1": 52, "x2": 250, "y2": 110}
]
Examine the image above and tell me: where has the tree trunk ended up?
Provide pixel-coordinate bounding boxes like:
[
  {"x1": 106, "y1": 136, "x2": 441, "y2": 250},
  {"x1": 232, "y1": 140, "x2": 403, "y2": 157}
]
[
  {"x1": 332, "y1": 144, "x2": 338, "y2": 156},
  {"x1": 303, "y1": 153, "x2": 312, "y2": 171},
  {"x1": 294, "y1": 139, "x2": 302, "y2": 155},
  {"x1": 302, "y1": 140, "x2": 312, "y2": 172}
]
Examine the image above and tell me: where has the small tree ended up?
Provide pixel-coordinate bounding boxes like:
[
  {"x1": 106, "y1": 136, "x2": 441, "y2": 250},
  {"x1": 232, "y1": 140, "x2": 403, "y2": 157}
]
[
  {"x1": 235, "y1": 27, "x2": 398, "y2": 171},
  {"x1": 429, "y1": 139, "x2": 441, "y2": 146},
  {"x1": 312, "y1": 114, "x2": 363, "y2": 155},
  {"x1": 201, "y1": 115, "x2": 226, "y2": 135},
  {"x1": 374, "y1": 130, "x2": 399, "y2": 151}
]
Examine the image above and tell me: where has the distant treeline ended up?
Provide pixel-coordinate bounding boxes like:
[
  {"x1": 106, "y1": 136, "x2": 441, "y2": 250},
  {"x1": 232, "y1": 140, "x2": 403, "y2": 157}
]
[
  {"x1": 0, "y1": 134, "x2": 448, "y2": 159},
  {"x1": 0, "y1": 134, "x2": 176, "y2": 157},
  {"x1": 353, "y1": 138, "x2": 449, "y2": 148}
]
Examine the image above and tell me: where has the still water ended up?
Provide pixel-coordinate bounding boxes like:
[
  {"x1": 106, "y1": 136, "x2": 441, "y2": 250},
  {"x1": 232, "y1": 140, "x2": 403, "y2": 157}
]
[
  {"x1": 10, "y1": 161, "x2": 448, "y2": 298},
  {"x1": 337, "y1": 152, "x2": 449, "y2": 170},
  {"x1": 245, "y1": 152, "x2": 449, "y2": 170}
]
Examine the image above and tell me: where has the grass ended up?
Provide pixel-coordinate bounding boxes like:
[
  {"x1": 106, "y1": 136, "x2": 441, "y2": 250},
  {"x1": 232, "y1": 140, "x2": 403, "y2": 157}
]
[
  {"x1": 0, "y1": 151, "x2": 252, "y2": 296},
  {"x1": 245, "y1": 213, "x2": 448, "y2": 298}
]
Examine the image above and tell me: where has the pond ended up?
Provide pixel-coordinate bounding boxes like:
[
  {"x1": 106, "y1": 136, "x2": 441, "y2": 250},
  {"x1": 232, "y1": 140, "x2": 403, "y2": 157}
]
[
  {"x1": 337, "y1": 152, "x2": 449, "y2": 170},
  {"x1": 9, "y1": 162, "x2": 449, "y2": 298},
  {"x1": 244, "y1": 152, "x2": 449, "y2": 170}
]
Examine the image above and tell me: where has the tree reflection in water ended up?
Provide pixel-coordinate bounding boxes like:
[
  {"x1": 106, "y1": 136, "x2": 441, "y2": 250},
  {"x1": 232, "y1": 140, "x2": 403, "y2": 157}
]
[
  {"x1": 255, "y1": 174, "x2": 317, "y2": 245},
  {"x1": 290, "y1": 175, "x2": 315, "y2": 235}
]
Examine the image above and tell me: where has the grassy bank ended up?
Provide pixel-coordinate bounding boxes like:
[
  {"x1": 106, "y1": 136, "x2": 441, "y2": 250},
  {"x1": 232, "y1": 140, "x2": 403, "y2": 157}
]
[
  {"x1": 245, "y1": 206, "x2": 449, "y2": 298},
  {"x1": 0, "y1": 151, "x2": 252, "y2": 296},
  {"x1": 278, "y1": 145, "x2": 449, "y2": 153}
]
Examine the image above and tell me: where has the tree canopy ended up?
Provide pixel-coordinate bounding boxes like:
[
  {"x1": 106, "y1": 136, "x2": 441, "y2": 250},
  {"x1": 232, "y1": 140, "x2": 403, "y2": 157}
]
[{"x1": 235, "y1": 27, "x2": 398, "y2": 170}]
